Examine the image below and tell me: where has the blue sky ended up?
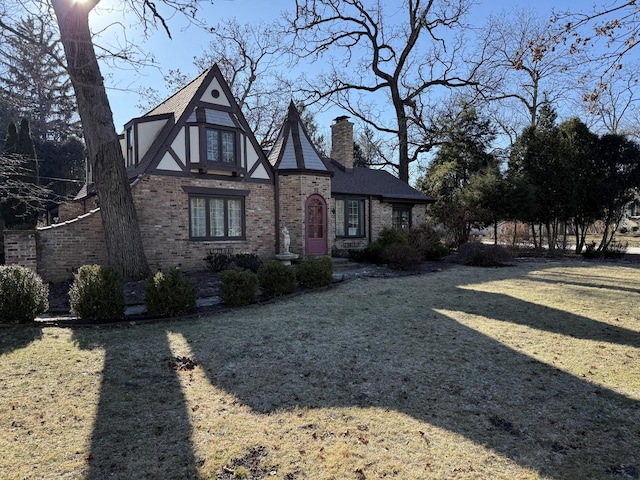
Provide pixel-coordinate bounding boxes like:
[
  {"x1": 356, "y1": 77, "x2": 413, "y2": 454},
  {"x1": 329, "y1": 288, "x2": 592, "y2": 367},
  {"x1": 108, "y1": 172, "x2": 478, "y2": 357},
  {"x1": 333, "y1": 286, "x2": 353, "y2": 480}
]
[{"x1": 91, "y1": 0, "x2": 592, "y2": 132}]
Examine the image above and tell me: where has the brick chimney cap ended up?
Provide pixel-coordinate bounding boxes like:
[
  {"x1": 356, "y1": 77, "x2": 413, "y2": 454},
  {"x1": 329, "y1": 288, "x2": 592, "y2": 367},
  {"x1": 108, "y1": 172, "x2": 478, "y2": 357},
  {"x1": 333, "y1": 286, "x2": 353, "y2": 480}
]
[{"x1": 333, "y1": 115, "x2": 350, "y2": 123}]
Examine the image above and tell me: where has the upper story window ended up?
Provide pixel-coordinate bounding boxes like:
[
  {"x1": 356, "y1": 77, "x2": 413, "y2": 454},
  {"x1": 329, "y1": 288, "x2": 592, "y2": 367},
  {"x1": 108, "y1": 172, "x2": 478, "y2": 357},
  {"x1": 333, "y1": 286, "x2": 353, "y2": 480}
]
[
  {"x1": 336, "y1": 198, "x2": 365, "y2": 237},
  {"x1": 206, "y1": 128, "x2": 236, "y2": 164},
  {"x1": 126, "y1": 127, "x2": 135, "y2": 166}
]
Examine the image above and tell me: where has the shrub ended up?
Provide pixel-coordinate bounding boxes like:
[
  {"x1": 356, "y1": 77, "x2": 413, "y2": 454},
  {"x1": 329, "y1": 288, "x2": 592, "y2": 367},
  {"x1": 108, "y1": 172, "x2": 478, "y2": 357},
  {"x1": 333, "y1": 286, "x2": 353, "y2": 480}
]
[
  {"x1": 297, "y1": 256, "x2": 333, "y2": 288},
  {"x1": 406, "y1": 225, "x2": 449, "y2": 260},
  {"x1": 145, "y1": 269, "x2": 198, "y2": 317},
  {"x1": 257, "y1": 261, "x2": 297, "y2": 297},
  {"x1": 219, "y1": 269, "x2": 258, "y2": 307},
  {"x1": 204, "y1": 252, "x2": 233, "y2": 272},
  {"x1": 582, "y1": 241, "x2": 599, "y2": 259},
  {"x1": 69, "y1": 264, "x2": 125, "y2": 320},
  {"x1": 603, "y1": 241, "x2": 628, "y2": 259},
  {"x1": 0, "y1": 265, "x2": 49, "y2": 323},
  {"x1": 377, "y1": 227, "x2": 408, "y2": 247},
  {"x1": 347, "y1": 248, "x2": 368, "y2": 263},
  {"x1": 363, "y1": 227, "x2": 408, "y2": 263},
  {"x1": 381, "y1": 243, "x2": 423, "y2": 270},
  {"x1": 456, "y1": 243, "x2": 513, "y2": 267},
  {"x1": 233, "y1": 253, "x2": 263, "y2": 273}
]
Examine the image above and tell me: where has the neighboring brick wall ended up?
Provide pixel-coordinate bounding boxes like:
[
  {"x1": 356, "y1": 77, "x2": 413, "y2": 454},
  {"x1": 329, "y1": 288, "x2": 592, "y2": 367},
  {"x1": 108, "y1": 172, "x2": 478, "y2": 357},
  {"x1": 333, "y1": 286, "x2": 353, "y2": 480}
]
[
  {"x1": 37, "y1": 209, "x2": 108, "y2": 282},
  {"x1": 4, "y1": 230, "x2": 38, "y2": 272},
  {"x1": 132, "y1": 174, "x2": 276, "y2": 272},
  {"x1": 277, "y1": 174, "x2": 331, "y2": 256}
]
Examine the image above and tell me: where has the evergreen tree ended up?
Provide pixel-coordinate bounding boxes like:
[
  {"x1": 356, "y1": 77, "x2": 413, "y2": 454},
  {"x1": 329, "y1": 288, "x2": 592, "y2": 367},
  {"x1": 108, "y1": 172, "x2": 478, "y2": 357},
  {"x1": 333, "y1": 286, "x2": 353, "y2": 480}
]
[
  {"x1": 594, "y1": 134, "x2": 640, "y2": 251},
  {"x1": 417, "y1": 105, "x2": 499, "y2": 245},
  {"x1": 1, "y1": 119, "x2": 41, "y2": 228},
  {"x1": 0, "y1": 16, "x2": 80, "y2": 142}
]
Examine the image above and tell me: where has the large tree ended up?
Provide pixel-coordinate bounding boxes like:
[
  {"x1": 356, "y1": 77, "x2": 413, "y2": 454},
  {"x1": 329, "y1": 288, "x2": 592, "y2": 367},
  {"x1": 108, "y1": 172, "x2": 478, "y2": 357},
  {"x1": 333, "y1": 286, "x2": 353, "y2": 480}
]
[
  {"x1": 594, "y1": 133, "x2": 640, "y2": 251},
  {"x1": 289, "y1": 0, "x2": 481, "y2": 183},
  {"x1": 50, "y1": 0, "x2": 150, "y2": 279},
  {"x1": 417, "y1": 104, "x2": 498, "y2": 245},
  {"x1": 479, "y1": 9, "x2": 578, "y2": 141}
]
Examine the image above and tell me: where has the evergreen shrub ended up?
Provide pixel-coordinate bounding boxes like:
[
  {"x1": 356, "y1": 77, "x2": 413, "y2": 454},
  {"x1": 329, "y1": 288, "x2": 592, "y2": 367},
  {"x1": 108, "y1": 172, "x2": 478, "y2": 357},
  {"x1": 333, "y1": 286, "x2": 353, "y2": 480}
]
[
  {"x1": 145, "y1": 269, "x2": 198, "y2": 317},
  {"x1": 233, "y1": 253, "x2": 263, "y2": 273},
  {"x1": 219, "y1": 269, "x2": 258, "y2": 307},
  {"x1": 69, "y1": 264, "x2": 125, "y2": 320},
  {"x1": 297, "y1": 256, "x2": 333, "y2": 288},
  {"x1": 204, "y1": 252, "x2": 233, "y2": 272},
  {"x1": 258, "y1": 261, "x2": 297, "y2": 296},
  {"x1": 0, "y1": 265, "x2": 49, "y2": 323}
]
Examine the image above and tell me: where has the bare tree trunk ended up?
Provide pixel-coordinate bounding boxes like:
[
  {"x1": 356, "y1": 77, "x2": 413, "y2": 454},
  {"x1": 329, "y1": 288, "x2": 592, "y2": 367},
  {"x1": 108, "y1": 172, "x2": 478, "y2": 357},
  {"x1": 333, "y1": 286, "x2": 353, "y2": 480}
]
[{"x1": 52, "y1": 0, "x2": 149, "y2": 279}]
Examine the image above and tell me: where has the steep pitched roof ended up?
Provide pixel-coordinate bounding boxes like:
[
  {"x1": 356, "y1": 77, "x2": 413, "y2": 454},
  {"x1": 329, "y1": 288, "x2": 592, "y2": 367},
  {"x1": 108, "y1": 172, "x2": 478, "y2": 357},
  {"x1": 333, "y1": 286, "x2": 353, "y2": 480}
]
[
  {"x1": 268, "y1": 102, "x2": 331, "y2": 174},
  {"x1": 329, "y1": 159, "x2": 433, "y2": 203},
  {"x1": 144, "y1": 69, "x2": 210, "y2": 121},
  {"x1": 124, "y1": 65, "x2": 273, "y2": 182}
]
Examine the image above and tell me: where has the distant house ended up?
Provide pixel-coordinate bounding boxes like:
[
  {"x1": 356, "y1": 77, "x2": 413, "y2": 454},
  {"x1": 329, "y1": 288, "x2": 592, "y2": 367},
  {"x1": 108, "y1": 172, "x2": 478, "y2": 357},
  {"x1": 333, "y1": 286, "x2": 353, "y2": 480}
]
[{"x1": 6, "y1": 65, "x2": 431, "y2": 281}]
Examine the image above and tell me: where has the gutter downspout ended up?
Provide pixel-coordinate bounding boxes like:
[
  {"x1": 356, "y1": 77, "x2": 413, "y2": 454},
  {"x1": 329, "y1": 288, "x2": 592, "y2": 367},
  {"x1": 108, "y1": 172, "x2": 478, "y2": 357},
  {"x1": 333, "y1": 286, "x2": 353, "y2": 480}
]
[
  {"x1": 368, "y1": 195, "x2": 373, "y2": 245},
  {"x1": 275, "y1": 173, "x2": 280, "y2": 255}
]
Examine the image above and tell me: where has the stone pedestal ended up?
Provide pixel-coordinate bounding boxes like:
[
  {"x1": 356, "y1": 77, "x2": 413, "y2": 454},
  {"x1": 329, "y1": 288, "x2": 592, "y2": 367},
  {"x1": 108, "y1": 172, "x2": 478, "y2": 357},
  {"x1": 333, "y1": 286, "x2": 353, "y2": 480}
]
[{"x1": 275, "y1": 253, "x2": 299, "y2": 266}]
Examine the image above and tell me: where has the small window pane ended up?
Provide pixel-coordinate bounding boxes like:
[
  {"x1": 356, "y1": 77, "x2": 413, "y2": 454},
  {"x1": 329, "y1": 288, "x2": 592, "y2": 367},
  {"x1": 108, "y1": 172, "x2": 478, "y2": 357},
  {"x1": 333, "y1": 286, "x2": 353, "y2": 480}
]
[
  {"x1": 206, "y1": 129, "x2": 219, "y2": 162},
  {"x1": 347, "y1": 200, "x2": 360, "y2": 236},
  {"x1": 335, "y1": 200, "x2": 345, "y2": 237},
  {"x1": 190, "y1": 198, "x2": 207, "y2": 237},
  {"x1": 210, "y1": 198, "x2": 225, "y2": 237},
  {"x1": 221, "y1": 131, "x2": 235, "y2": 163},
  {"x1": 228, "y1": 199, "x2": 243, "y2": 237}
]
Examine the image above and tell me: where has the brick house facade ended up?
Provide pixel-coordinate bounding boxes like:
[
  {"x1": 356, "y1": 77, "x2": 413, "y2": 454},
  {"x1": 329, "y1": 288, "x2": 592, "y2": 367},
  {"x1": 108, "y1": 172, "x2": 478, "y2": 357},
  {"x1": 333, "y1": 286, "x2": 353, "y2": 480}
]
[{"x1": 5, "y1": 65, "x2": 431, "y2": 281}]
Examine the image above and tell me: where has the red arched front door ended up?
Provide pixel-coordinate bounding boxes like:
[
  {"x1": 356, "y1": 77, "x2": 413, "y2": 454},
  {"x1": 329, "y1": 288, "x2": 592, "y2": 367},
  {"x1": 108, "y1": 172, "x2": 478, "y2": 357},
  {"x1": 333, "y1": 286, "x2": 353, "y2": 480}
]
[{"x1": 305, "y1": 194, "x2": 327, "y2": 255}]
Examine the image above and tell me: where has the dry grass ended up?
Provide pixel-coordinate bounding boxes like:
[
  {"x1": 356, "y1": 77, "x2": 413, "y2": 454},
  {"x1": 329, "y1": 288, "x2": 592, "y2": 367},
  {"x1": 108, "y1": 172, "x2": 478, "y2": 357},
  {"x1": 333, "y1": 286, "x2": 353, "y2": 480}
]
[{"x1": 1, "y1": 259, "x2": 639, "y2": 479}]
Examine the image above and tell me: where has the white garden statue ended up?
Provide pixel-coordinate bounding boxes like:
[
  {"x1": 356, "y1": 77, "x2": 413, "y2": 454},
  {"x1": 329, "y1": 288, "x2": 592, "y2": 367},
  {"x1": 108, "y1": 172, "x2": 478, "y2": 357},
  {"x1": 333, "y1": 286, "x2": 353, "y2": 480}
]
[{"x1": 282, "y1": 226, "x2": 291, "y2": 254}]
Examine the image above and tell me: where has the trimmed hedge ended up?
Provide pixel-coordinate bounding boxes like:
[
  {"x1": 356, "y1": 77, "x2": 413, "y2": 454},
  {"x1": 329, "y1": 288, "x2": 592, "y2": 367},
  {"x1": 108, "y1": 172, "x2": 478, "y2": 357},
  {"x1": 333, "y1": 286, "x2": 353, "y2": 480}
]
[
  {"x1": 69, "y1": 265, "x2": 125, "y2": 320},
  {"x1": 219, "y1": 269, "x2": 258, "y2": 307},
  {"x1": 258, "y1": 261, "x2": 297, "y2": 297},
  {"x1": 0, "y1": 265, "x2": 49, "y2": 323},
  {"x1": 145, "y1": 269, "x2": 198, "y2": 317},
  {"x1": 296, "y1": 256, "x2": 333, "y2": 288}
]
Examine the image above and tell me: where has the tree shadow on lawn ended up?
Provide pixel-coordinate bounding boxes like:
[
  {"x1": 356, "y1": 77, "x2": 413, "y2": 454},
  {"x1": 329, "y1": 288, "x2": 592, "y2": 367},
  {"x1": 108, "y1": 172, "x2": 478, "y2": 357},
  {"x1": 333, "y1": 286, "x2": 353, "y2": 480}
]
[
  {"x1": 0, "y1": 324, "x2": 42, "y2": 356},
  {"x1": 72, "y1": 326, "x2": 199, "y2": 480},
  {"x1": 173, "y1": 266, "x2": 640, "y2": 479}
]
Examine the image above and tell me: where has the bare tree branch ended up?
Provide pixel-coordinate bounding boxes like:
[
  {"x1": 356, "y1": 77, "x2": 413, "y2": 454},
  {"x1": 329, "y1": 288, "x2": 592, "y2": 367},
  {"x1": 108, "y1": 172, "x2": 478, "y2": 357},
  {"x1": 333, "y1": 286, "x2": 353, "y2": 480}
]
[{"x1": 287, "y1": 0, "x2": 479, "y2": 183}]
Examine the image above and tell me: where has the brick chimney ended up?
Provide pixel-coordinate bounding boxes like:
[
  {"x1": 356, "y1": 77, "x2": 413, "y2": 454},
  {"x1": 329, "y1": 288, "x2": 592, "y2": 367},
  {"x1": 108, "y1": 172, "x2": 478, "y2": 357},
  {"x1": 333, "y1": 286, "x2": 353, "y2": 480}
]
[{"x1": 331, "y1": 115, "x2": 354, "y2": 170}]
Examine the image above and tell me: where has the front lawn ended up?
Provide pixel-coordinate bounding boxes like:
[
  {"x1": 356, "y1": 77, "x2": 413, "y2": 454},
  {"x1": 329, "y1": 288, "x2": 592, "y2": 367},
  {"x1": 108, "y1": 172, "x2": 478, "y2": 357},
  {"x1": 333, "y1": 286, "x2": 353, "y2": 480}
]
[{"x1": 1, "y1": 259, "x2": 639, "y2": 479}]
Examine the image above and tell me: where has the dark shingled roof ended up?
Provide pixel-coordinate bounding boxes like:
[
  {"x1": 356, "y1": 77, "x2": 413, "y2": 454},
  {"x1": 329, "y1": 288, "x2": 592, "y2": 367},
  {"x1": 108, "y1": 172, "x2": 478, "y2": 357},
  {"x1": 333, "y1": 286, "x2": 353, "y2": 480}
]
[
  {"x1": 328, "y1": 159, "x2": 433, "y2": 203},
  {"x1": 144, "y1": 69, "x2": 210, "y2": 121}
]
